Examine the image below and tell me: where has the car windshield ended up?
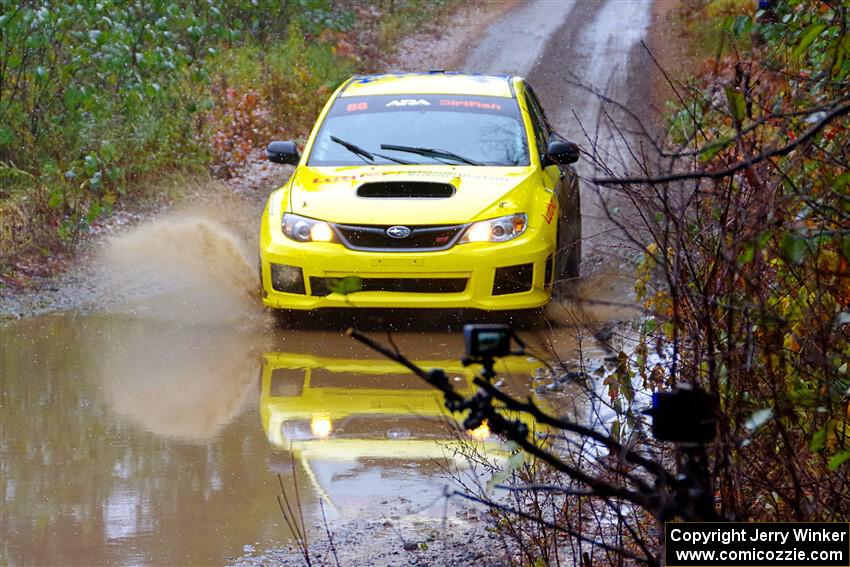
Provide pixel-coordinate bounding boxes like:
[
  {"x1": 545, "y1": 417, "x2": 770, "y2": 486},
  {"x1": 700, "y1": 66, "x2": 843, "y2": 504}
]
[{"x1": 307, "y1": 94, "x2": 529, "y2": 167}]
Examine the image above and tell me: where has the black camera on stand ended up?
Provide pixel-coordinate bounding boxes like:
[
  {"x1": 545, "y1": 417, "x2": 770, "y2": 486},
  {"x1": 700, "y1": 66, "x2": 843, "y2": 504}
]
[
  {"x1": 462, "y1": 324, "x2": 525, "y2": 380},
  {"x1": 645, "y1": 385, "x2": 718, "y2": 445},
  {"x1": 464, "y1": 324, "x2": 516, "y2": 358},
  {"x1": 644, "y1": 383, "x2": 720, "y2": 520}
]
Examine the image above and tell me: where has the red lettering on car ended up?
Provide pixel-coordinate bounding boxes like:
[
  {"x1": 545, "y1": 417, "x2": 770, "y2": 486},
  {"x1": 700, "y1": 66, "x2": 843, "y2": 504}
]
[
  {"x1": 312, "y1": 175, "x2": 358, "y2": 183},
  {"x1": 542, "y1": 198, "x2": 556, "y2": 224},
  {"x1": 439, "y1": 99, "x2": 502, "y2": 111}
]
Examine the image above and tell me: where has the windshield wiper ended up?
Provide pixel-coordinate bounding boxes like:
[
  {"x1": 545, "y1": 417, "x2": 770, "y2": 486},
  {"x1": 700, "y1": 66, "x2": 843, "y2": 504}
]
[
  {"x1": 380, "y1": 144, "x2": 482, "y2": 166},
  {"x1": 330, "y1": 135, "x2": 411, "y2": 165},
  {"x1": 330, "y1": 135, "x2": 374, "y2": 163}
]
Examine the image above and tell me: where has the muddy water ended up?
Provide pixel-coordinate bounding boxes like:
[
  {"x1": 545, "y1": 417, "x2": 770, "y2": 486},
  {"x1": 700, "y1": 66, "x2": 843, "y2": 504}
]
[{"x1": 0, "y1": 310, "x2": 611, "y2": 566}]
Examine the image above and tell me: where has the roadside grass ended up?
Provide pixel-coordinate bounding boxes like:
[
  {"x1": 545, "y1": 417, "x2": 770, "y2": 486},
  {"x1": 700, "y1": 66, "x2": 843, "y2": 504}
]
[
  {"x1": 376, "y1": 0, "x2": 454, "y2": 48},
  {"x1": 205, "y1": 28, "x2": 356, "y2": 177}
]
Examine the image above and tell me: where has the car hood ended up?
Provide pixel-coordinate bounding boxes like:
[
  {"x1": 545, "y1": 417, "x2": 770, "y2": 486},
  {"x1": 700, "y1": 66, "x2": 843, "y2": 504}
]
[{"x1": 287, "y1": 165, "x2": 536, "y2": 224}]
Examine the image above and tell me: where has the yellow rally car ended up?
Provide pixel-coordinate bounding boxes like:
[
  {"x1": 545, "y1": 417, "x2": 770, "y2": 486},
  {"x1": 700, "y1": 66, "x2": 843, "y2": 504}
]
[{"x1": 260, "y1": 72, "x2": 581, "y2": 312}]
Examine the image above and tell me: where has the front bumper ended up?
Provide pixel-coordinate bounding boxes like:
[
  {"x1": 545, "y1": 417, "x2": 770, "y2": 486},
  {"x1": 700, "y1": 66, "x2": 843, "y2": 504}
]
[{"x1": 260, "y1": 229, "x2": 554, "y2": 311}]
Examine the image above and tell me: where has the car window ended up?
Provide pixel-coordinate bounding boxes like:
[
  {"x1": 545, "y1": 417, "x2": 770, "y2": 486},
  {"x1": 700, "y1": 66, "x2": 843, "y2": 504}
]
[
  {"x1": 307, "y1": 94, "x2": 530, "y2": 167},
  {"x1": 526, "y1": 86, "x2": 553, "y2": 131},
  {"x1": 524, "y1": 88, "x2": 550, "y2": 160}
]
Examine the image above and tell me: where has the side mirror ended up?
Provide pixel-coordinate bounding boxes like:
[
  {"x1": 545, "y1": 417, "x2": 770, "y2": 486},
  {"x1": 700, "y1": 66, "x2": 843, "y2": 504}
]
[
  {"x1": 267, "y1": 141, "x2": 300, "y2": 165},
  {"x1": 544, "y1": 140, "x2": 579, "y2": 165}
]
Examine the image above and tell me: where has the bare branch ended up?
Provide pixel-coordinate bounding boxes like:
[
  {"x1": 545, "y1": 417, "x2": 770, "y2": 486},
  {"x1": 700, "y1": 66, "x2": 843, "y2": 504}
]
[{"x1": 593, "y1": 97, "x2": 850, "y2": 185}]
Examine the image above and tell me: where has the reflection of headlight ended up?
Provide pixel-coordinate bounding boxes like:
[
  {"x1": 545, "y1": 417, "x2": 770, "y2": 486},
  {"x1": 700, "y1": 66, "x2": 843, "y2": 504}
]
[
  {"x1": 281, "y1": 416, "x2": 332, "y2": 441},
  {"x1": 460, "y1": 213, "x2": 527, "y2": 243},
  {"x1": 468, "y1": 422, "x2": 491, "y2": 440},
  {"x1": 310, "y1": 415, "x2": 332, "y2": 439},
  {"x1": 282, "y1": 213, "x2": 336, "y2": 243}
]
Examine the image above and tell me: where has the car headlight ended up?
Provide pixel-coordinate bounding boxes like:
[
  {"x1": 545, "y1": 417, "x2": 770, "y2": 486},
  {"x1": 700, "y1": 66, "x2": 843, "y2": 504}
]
[
  {"x1": 282, "y1": 213, "x2": 336, "y2": 242},
  {"x1": 460, "y1": 213, "x2": 528, "y2": 243}
]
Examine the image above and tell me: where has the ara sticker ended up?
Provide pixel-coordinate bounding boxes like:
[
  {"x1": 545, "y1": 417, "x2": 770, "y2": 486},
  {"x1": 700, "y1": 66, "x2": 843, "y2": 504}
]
[
  {"x1": 346, "y1": 101, "x2": 369, "y2": 112},
  {"x1": 542, "y1": 198, "x2": 556, "y2": 224}
]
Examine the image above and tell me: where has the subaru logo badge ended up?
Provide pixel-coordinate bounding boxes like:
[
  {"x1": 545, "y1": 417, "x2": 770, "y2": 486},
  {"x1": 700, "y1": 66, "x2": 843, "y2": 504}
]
[{"x1": 386, "y1": 225, "x2": 411, "y2": 239}]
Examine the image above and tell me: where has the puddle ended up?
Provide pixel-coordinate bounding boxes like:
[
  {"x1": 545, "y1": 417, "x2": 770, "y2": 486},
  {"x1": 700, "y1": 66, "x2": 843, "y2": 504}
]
[{"x1": 0, "y1": 313, "x2": 597, "y2": 565}]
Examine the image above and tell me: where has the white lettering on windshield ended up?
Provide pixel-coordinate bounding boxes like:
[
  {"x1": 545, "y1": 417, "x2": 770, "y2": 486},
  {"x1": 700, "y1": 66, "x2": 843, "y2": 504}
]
[{"x1": 385, "y1": 99, "x2": 431, "y2": 107}]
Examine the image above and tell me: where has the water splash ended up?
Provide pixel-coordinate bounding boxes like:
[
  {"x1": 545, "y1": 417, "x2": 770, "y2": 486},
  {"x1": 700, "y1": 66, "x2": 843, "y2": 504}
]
[{"x1": 98, "y1": 214, "x2": 265, "y2": 325}]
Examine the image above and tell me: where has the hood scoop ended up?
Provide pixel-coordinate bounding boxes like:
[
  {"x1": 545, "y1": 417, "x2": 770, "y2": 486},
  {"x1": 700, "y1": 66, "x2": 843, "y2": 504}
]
[{"x1": 356, "y1": 181, "x2": 455, "y2": 199}]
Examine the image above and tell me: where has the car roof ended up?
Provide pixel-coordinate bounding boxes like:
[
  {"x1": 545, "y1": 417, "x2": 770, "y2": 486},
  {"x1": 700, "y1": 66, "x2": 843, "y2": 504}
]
[{"x1": 340, "y1": 72, "x2": 516, "y2": 98}]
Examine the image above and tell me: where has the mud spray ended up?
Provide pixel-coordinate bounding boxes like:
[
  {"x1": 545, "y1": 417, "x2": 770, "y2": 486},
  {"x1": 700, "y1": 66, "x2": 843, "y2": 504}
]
[{"x1": 98, "y1": 214, "x2": 267, "y2": 325}]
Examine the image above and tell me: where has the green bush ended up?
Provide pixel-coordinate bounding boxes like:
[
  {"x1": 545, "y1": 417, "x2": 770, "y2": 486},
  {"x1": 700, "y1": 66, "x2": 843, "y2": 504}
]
[{"x1": 0, "y1": 1, "x2": 287, "y2": 257}]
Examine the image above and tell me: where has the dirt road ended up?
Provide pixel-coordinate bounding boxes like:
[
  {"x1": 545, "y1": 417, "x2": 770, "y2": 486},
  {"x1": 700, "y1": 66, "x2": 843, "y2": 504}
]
[{"x1": 1, "y1": 2, "x2": 662, "y2": 565}]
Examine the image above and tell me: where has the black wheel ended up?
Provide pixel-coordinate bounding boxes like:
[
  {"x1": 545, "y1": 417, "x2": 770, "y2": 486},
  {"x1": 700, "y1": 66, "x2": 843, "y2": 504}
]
[{"x1": 557, "y1": 177, "x2": 582, "y2": 280}]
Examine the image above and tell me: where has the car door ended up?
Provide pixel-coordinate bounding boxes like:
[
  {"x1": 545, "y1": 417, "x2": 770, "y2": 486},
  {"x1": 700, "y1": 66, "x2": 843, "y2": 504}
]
[
  {"x1": 525, "y1": 86, "x2": 571, "y2": 207},
  {"x1": 525, "y1": 85, "x2": 581, "y2": 279}
]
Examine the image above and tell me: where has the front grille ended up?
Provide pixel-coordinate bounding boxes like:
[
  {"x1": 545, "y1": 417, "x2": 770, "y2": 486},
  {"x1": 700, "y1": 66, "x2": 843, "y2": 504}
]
[
  {"x1": 333, "y1": 223, "x2": 465, "y2": 251},
  {"x1": 310, "y1": 277, "x2": 467, "y2": 296},
  {"x1": 493, "y1": 263, "x2": 533, "y2": 295}
]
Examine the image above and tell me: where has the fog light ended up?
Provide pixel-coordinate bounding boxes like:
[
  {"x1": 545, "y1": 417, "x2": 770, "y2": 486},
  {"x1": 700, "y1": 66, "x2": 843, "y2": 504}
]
[
  {"x1": 493, "y1": 263, "x2": 533, "y2": 295},
  {"x1": 270, "y1": 263, "x2": 305, "y2": 294}
]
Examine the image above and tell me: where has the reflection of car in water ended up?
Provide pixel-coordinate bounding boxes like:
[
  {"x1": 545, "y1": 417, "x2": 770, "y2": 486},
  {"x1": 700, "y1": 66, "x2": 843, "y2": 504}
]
[{"x1": 260, "y1": 351, "x2": 545, "y2": 510}]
